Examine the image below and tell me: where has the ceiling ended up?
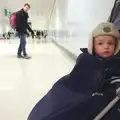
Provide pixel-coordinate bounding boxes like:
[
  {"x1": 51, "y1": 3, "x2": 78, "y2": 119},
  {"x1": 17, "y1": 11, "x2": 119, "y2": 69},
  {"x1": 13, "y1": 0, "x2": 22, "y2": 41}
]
[
  {"x1": 0, "y1": 0, "x2": 57, "y2": 30},
  {"x1": 0, "y1": 0, "x2": 56, "y2": 21}
]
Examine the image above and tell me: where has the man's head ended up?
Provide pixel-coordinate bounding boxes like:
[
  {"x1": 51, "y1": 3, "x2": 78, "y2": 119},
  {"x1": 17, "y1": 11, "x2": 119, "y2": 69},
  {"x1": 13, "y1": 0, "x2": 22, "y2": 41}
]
[{"x1": 23, "y1": 3, "x2": 30, "y2": 12}]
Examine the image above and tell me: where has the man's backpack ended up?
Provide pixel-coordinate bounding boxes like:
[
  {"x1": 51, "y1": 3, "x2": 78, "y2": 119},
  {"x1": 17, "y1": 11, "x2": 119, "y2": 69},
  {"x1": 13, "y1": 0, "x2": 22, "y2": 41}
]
[{"x1": 9, "y1": 13, "x2": 16, "y2": 28}]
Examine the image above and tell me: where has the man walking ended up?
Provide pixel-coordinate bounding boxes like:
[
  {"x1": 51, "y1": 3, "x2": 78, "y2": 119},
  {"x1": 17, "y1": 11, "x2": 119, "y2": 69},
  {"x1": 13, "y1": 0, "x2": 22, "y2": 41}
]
[{"x1": 16, "y1": 3, "x2": 34, "y2": 59}]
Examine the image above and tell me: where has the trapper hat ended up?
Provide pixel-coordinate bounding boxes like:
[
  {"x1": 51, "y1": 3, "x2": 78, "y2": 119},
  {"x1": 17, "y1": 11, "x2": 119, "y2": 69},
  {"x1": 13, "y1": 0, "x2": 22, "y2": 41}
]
[{"x1": 88, "y1": 22, "x2": 120, "y2": 55}]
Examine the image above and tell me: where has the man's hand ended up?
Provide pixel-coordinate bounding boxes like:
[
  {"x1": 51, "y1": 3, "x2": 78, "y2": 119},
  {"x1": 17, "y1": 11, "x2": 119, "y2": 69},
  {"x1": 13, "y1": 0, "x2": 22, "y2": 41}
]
[{"x1": 31, "y1": 30, "x2": 34, "y2": 35}]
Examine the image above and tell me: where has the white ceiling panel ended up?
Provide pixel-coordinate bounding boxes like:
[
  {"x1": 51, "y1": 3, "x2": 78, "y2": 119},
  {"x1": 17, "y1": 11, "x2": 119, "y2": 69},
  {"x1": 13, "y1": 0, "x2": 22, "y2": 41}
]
[
  {"x1": 3, "y1": 0, "x2": 56, "y2": 19},
  {"x1": 0, "y1": 0, "x2": 56, "y2": 31}
]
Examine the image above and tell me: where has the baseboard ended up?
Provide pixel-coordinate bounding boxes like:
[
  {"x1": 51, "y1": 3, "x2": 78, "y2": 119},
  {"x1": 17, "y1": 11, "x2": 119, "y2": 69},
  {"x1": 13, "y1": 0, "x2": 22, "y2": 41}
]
[{"x1": 51, "y1": 39, "x2": 77, "y2": 61}]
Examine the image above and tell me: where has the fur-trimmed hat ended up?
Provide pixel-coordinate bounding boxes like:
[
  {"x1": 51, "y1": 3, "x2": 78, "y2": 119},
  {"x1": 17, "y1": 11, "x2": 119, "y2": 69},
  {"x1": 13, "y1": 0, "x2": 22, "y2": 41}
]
[{"x1": 88, "y1": 22, "x2": 120, "y2": 55}]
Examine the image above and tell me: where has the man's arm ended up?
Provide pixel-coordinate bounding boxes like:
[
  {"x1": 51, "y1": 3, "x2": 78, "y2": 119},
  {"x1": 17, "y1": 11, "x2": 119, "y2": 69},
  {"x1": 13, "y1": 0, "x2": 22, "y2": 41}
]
[
  {"x1": 27, "y1": 24, "x2": 34, "y2": 34},
  {"x1": 16, "y1": 11, "x2": 21, "y2": 29}
]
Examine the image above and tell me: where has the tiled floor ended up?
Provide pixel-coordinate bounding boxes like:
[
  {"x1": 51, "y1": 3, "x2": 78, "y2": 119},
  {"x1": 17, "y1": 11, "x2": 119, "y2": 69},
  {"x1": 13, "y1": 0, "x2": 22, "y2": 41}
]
[{"x1": 0, "y1": 38, "x2": 75, "y2": 120}]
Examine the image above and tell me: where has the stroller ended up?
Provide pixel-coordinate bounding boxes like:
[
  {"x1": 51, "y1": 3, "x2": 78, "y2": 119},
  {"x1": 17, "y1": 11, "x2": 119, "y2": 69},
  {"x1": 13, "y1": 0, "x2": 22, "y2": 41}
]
[
  {"x1": 27, "y1": 77, "x2": 120, "y2": 120},
  {"x1": 93, "y1": 77, "x2": 120, "y2": 120}
]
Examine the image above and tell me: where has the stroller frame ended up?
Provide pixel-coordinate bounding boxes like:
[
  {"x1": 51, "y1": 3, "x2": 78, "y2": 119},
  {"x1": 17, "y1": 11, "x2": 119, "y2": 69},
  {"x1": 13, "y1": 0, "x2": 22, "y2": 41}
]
[{"x1": 93, "y1": 78, "x2": 120, "y2": 120}]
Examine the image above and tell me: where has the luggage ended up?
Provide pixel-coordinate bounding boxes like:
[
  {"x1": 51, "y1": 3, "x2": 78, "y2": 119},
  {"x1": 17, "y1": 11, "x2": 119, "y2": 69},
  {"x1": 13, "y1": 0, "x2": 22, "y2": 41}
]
[{"x1": 9, "y1": 13, "x2": 16, "y2": 28}]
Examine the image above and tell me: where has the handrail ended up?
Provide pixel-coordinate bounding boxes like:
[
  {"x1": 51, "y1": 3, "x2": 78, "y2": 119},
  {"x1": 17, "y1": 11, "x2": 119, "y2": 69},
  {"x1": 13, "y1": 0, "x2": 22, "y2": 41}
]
[{"x1": 48, "y1": 0, "x2": 57, "y2": 28}]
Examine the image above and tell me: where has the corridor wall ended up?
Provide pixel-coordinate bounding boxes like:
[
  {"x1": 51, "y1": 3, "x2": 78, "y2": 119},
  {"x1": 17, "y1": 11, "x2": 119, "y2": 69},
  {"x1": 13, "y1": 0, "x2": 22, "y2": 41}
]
[{"x1": 48, "y1": 0, "x2": 115, "y2": 56}]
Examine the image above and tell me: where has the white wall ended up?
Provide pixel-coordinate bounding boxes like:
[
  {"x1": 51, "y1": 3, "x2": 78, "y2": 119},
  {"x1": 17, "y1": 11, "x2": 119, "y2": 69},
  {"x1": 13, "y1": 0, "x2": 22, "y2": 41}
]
[
  {"x1": 30, "y1": 14, "x2": 48, "y2": 30},
  {"x1": 0, "y1": 1, "x2": 10, "y2": 34},
  {"x1": 48, "y1": 0, "x2": 115, "y2": 56}
]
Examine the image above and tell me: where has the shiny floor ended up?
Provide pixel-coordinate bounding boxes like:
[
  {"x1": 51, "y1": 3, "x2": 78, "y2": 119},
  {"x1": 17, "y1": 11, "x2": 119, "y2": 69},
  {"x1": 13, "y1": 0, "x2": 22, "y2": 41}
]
[{"x1": 0, "y1": 38, "x2": 75, "y2": 120}]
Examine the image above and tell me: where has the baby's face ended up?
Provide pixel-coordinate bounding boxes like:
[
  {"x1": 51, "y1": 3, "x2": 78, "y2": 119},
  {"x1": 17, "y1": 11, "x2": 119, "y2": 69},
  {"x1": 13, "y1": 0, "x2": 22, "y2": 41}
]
[{"x1": 94, "y1": 35, "x2": 116, "y2": 58}]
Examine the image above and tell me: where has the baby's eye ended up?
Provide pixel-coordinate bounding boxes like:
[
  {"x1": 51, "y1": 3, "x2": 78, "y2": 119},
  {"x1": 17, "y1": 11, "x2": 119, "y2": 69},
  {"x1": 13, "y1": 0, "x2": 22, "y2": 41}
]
[
  {"x1": 98, "y1": 43, "x2": 103, "y2": 45},
  {"x1": 108, "y1": 42, "x2": 114, "y2": 45}
]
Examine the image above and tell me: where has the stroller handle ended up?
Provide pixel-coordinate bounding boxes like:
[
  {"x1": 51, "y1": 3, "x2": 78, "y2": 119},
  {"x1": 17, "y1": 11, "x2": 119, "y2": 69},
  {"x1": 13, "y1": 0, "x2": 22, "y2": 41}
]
[{"x1": 93, "y1": 87, "x2": 120, "y2": 120}]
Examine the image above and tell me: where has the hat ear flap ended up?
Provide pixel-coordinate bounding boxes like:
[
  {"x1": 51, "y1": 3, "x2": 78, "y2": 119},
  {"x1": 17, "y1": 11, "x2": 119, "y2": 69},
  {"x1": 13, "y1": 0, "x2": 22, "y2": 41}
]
[
  {"x1": 88, "y1": 35, "x2": 94, "y2": 55},
  {"x1": 114, "y1": 39, "x2": 120, "y2": 55}
]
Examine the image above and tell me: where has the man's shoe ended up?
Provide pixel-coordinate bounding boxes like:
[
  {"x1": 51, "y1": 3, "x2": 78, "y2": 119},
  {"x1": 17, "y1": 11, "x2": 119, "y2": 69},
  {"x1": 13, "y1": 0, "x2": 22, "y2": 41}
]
[
  {"x1": 17, "y1": 55, "x2": 24, "y2": 58},
  {"x1": 23, "y1": 55, "x2": 31, "y2": 59}
]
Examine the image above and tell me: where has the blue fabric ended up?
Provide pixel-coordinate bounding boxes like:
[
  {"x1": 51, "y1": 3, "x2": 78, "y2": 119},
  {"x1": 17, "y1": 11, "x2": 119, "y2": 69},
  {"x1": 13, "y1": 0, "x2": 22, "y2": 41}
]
[
  {"x1": 113, "y1": 11, "x2": 120, "y2": 30},
  {"x1": 27, "y1": 49, "x2": 120, "y2": 120},
  {"x1": 17, "y1": 33, "x2": 27, "y2": 56}
]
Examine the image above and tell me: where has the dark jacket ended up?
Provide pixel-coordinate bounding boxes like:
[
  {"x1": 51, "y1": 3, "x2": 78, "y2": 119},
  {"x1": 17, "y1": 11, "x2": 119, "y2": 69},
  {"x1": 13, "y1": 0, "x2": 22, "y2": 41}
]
[
  {"x1": 28, "y1": 49, "x2": 120, "y2": 120},
  {"x1": 16, "y1": 9, "x2": 33, "y2": 34}
]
